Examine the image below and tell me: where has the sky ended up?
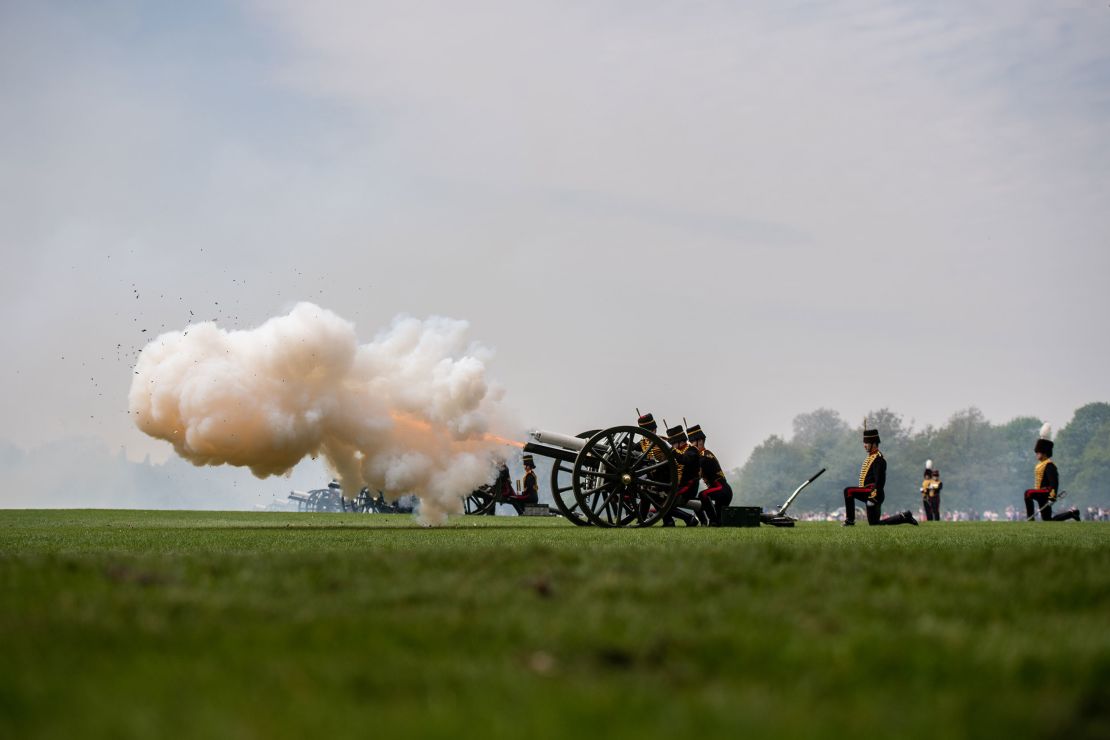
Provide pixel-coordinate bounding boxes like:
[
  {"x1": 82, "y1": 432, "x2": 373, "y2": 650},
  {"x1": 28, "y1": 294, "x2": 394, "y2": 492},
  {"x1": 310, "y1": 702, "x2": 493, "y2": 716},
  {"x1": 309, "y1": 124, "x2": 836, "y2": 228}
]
[{"x1": 1, "y1": 0, "x2": 1108, "y2": 507}]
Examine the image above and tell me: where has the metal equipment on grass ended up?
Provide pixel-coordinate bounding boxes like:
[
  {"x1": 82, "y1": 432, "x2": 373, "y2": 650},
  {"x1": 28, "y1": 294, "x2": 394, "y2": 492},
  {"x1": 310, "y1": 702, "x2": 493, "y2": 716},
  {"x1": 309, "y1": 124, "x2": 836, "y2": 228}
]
[{"x1": 761, "y1": 468, "x2": 826, "y2": 527}]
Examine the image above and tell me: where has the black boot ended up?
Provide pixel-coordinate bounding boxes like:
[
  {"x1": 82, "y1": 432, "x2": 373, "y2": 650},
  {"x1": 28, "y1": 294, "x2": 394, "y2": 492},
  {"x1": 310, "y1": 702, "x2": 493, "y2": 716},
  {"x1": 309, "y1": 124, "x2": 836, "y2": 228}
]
[
  {"x1": 877, "y1": 511, "x2": 917, "y2": 526},
  {"x1": 671, "y1": 508, "x2": 698, "y2": 527}
]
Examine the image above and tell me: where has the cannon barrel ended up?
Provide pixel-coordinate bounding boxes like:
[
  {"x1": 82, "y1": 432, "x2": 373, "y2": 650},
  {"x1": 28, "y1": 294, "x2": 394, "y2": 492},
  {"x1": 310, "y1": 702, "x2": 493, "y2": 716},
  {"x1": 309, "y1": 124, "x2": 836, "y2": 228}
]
[
  {"x1": 529, "y1": 429, "x2": 588, "y2": 452},
  {"x1": 523, "y1": 430, "x2": 603, "y2": 465}
]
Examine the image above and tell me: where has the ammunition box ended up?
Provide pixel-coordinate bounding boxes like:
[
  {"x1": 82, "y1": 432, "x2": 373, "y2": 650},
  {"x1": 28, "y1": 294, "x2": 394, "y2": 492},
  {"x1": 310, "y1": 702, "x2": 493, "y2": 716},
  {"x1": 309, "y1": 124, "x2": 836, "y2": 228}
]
[
  {"x1": 521, "y1": 504, "x2": 551, "y2": 517},
  {"x1": 721, "y1": 506, "x2": 762, "y2": 527}
]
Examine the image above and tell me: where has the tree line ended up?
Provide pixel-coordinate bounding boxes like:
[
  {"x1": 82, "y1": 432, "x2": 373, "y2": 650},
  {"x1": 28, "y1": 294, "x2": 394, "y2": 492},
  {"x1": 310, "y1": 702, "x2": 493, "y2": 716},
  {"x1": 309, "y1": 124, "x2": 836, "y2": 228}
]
[{"x1": 731, "y1": 402, "x2": 1110, "y2": 514}]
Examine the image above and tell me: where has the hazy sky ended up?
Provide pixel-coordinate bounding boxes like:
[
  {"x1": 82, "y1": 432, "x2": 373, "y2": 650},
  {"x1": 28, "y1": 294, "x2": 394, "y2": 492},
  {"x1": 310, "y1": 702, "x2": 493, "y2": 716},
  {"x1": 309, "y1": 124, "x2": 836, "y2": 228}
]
[{"x1": 1, "y1": 0, "x2": 1108, "y2": 492}]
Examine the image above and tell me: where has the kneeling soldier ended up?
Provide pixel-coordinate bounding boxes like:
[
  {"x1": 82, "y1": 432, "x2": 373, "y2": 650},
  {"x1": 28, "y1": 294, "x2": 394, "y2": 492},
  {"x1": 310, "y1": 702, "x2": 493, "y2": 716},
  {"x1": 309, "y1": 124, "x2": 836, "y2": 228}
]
[
  {"x1": 1025, "y1": 424, "x2": 1079, "y2": 521},
  {"x1": 687, "y1": 423, "x2": 732, "y2": 526},
  {"x1": 842, "y1": 425, "x2": 917, "y2": 526},
  {"x1": 663, "y1": 423, "x2": 701, "y2": 527}
]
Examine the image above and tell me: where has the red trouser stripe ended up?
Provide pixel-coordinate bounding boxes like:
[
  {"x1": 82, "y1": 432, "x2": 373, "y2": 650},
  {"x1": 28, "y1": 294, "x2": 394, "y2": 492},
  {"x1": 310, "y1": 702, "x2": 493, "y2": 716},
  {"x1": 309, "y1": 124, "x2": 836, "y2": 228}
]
[{"x1": 701, "y1": 483, "x2": 724, "y2": 497}]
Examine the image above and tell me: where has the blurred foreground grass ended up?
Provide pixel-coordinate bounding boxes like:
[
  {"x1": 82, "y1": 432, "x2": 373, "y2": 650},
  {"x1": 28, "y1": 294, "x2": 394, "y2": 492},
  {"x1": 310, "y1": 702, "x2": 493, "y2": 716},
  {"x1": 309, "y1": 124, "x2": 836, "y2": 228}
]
[{"x1": 1, "y1": 510, "x2": 1107, "y2": 740}]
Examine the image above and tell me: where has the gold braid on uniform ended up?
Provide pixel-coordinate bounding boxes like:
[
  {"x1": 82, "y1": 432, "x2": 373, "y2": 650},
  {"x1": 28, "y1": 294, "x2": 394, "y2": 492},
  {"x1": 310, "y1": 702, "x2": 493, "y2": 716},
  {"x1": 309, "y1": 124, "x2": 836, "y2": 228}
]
[
  {"x1": 702, "y1": 449, "x2": 725, "y2": 481},
  {"x1": 1034, "y1": 459, "x2": 1052, "y2": 490},
  {"x1": 640, "y1": 438, "x2": 664, "y2": 462},
  {"x1": 672, "y1": 442, "x2": 689, "y2": 481},
  {"x1": 859, "y1": 452, "x2": 880, "y2": 487}
]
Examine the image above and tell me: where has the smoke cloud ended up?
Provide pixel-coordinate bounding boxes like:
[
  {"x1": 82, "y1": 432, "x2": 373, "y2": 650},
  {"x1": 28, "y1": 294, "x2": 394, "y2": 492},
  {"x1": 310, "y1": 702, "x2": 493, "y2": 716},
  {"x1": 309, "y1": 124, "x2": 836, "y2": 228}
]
[{"x1": 128, "y1": 303, "x2": 517, "y2": 523}]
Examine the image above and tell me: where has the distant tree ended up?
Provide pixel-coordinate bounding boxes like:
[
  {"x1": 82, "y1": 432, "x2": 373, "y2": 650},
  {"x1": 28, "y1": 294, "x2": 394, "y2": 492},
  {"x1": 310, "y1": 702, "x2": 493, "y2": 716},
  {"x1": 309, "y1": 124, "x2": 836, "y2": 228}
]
[
  {"x1": 865, "y1": 408, "x2": 913, "y2": 446},
  {"x1": 792, "y1": 409, "x2": 850, "y2": 451},
  {"x1": 1057, "y1": 403, "x2": 1110, "y2": 506},
  {"x1": 996, "y1": 416, "x2": 1043, "y2": 505},
  {"x1": 1073, "y1": 426, "x2": 1110, "y2": 504},
  {"x1": 1056, "y1": 403, "x2": 1110, "y2": 456},
  {"x1": 734, "y1": 434, "x2": 809, "y2": 509}
]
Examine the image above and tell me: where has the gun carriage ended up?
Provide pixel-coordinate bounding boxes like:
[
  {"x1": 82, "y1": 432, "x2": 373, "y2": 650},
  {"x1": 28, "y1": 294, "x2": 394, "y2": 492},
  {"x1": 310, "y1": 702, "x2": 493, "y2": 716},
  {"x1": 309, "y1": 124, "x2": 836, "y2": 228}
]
[
  {"x1": 290, "y1": 484, "x2": 416, "y2": 514},
  {"x1": 288, "y1": 484, "x2": 345, "y2": 513},
  {"x1": 520, "y1": 425, "x2": 680, "y2": 527}
]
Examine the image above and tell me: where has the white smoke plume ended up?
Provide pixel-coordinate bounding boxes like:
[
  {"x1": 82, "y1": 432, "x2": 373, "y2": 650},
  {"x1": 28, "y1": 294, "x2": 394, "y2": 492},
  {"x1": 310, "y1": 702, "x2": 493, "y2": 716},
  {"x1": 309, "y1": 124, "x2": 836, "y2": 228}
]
[{"x1": 128, "y1": 303, "x2": 519, "y2": 523}]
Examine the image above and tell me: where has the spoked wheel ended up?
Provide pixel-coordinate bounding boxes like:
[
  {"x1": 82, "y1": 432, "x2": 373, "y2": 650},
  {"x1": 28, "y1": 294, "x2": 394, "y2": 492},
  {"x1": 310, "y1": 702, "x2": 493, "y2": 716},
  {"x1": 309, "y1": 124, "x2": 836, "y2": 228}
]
[
  {"x1": 573, "y1": 426, "x2": 677, "y2": 528},
  {"x1": 464, "y1": 485, "x2": 497, "y2": 515},
  {"x1": 550, "y1": 430, "x2": 600, "y2": 526}
]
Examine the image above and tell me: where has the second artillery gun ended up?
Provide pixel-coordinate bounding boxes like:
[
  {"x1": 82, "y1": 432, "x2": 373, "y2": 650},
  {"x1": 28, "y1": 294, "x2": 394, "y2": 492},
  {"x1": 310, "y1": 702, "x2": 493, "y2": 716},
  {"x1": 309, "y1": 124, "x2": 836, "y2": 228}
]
[{"x1": 521, "y1": 425, "x2": 681, "y2": 527}]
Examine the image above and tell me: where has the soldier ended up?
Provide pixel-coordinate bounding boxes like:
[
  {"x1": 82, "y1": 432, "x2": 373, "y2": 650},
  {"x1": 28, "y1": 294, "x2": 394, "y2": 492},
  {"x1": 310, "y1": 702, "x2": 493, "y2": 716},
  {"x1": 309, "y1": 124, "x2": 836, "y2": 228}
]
[
  {"x1": 637, "y1": 412, "x2": 689, "y2": 527},
  {"x1": 687, "y1": 423, "x2": 733, "y2": 526},
  {"x1": 507, "y1": 455, "x2": 540, "y2": 516},
  {"x1": 662, "y1": 422, "x2": 701, "y2": 527},
  {"x1": 1024, "y1": 424, "x2": 1080, "y2": 521},
  {"x1": 842, "y1": 425, "x2": 918, "y2": 526},
  {"x1": 920, "y1": 460, "x2": 941, "y2": 521},
  {"x1": 920, "y1": 460, "x2": 934, "y2": 521},
  {"x1": 928, "y1": 469, "x2": 943, "y2": 521}
]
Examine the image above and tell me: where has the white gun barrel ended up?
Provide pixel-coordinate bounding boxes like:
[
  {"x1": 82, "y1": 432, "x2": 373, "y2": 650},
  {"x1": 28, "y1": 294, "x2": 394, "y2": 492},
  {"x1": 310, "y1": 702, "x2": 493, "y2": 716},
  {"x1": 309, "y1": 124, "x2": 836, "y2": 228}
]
[{"x1": 529, "y1": 429, "x2": 587, "y2": 452}]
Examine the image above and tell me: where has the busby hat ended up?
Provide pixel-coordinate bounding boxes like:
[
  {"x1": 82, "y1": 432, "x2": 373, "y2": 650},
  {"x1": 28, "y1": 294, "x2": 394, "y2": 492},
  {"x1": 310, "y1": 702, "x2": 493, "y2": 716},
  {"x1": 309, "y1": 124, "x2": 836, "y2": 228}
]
[
  {"x1": 1034, "y1": 423, "x2": 1054, "y2": 456},
  {"x1": 686, "y1": 423, "x2": 705, "y2": 442},
  {"x1": 862, "y1": 428, "x2": 881, "y2": 444},
  {"x1": 665, "y1": 424, "x2": 687, "y2": 444},
  {"x1": 522, "y1": 454, "x2": 535, "y2": 467},
  {"x1": 637, "y1": 412, "x2": 657, "y2": 431}
]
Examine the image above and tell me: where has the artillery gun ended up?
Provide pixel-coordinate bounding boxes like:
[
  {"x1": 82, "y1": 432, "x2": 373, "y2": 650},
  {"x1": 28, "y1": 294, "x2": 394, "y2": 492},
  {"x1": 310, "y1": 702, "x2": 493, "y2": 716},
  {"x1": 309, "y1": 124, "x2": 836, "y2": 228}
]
[
  {"x1": 290, "y1": 483, "x2": 415, "y2": 514},
  {"x1": 287, "y1": 483, "x2": 345, "y2": 512},
  {"x1": 521, "y1": 425, "x2": 680, "y2": 527}
]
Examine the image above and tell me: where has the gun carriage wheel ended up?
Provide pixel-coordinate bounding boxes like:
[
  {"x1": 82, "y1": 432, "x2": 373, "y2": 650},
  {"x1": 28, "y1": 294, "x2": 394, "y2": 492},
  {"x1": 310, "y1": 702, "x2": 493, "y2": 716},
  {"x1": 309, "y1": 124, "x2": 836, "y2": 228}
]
[
  {"x1": 573, "y1": 425, "x2": 677, "y2": 528},
  {"x1": 464, "y1": 485, "x2": 497, "y2": 515},
  {"x1": 549, "y1": 430, "x2": 601, "y2": 526}
]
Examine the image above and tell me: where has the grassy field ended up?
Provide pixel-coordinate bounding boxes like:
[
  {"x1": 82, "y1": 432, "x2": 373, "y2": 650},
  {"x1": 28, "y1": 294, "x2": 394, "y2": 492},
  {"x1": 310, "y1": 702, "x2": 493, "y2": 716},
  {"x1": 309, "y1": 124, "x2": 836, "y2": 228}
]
[{"x1": 1, "y1": 511, "x2": 1107, "y2": 740}]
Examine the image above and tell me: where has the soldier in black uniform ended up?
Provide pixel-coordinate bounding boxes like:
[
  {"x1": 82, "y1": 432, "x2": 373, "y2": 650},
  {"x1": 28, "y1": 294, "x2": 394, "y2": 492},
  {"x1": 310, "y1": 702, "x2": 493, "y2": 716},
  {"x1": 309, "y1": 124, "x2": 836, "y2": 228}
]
[
  {"x1": 662, "y1": 422, "x2": 701, "y2": 527},
  {"x1": 636, "y1": 412, "x2": 687, "y2": 527},
  {"x1": 928, "y1": 469, "x2": 943, "y2": 521},
  {"x1": 648, "y1": 421, "x2": 697, "y2": 525},
  {"x1": 921, "y1": 460, "x2": 942, "y2": 521},
  {"x1": 687, "y1": 423, "x2": 732, "y2": 526},
  {"x1": 842, "y1": 426, "x2": 917, "y2": 526},
  {"x1": 504, "y1": 455, "x2": 540, "y2": 516},
  {"x1": 1024, "y1": 424, "x2": 1080, "y2": 521}
]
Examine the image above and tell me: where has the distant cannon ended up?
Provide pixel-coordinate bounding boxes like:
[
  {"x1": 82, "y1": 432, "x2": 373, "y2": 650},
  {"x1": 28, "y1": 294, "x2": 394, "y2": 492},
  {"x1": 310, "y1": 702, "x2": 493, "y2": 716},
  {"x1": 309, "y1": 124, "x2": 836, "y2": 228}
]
[
  {"x1": 290, "y1": 484, "x2": 415, "y2": 514},
  {"x1": 523, "y1": 425, "x2": 679, "y2": 527},
  {"x1": 288, "y1": 485, "x2": 344, "y2": 512}
]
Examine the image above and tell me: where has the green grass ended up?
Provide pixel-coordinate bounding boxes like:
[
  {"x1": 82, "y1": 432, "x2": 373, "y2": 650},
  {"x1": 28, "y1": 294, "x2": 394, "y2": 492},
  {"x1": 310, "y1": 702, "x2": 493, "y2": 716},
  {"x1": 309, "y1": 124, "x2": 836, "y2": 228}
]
[{"x1": 1, "y1": 511, "x2": 1108, "y2": 740}]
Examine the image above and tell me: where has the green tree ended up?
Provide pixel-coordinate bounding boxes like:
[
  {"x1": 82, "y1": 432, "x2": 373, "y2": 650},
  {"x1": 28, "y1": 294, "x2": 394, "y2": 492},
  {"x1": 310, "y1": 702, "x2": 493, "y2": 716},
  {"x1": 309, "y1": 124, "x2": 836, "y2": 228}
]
[
  {"x1": 734, "y1": 435, "x2": 809, "y2": 510},
  {"x1": 1058, "y1": 403, "x2": 1110, "y2": 507}
]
